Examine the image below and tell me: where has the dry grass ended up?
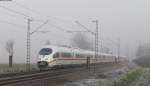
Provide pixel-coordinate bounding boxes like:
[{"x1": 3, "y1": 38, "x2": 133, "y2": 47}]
[{"x1": 0, "y1": 63, "x2": 38, "y2": 74}]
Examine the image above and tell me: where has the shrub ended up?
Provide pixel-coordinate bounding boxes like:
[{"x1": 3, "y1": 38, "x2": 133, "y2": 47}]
[{"x1": 112, "y1": 69, "x2": 142, "y2": 86}]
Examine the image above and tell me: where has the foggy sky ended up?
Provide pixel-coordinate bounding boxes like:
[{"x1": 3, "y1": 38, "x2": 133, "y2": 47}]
[{"x1": 0, "y1": 0, "x2": 149, "y2": 63}]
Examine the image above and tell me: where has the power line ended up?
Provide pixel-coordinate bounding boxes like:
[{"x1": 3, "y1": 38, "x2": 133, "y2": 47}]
[
  {"x1": 0, "y1": 5, "x2": 45, "y2": 22},
  {"x1": 12, "y1": 1, "x2": 75, "y2": 25},
  {"x1": 46, "y1": 22, "x2": 90, "y2": 35},
  {"x1": 30, "y1": 20, "x2": 48, "y2": 35},
  {"x1": 0, "y1": 20, "x2": 26, "y2": 28},
  {"x1": 1, "y1": 1, "x2": 83, "y2": 34},
  {"x1": 0, "y1": 10, "x2": 27, "y2": 20},
  {"x1": 75, "y1": 21, "x2": 95, "y2": 35},
  {"x1": 0, "y1": 4, "x2": 77, "y2": 35},
  {"x1": 0, "y1": 5, "x2": 30, "y2": 18},
  {"x1": 9, "y1": 1, "x2": 81, "y2": 33},
  {"x1": 12, "y1": 1, "x2": 49, "y2": 19},
  {"x1": 47, "y1": 23, "x2": 74, "y2": 33}
]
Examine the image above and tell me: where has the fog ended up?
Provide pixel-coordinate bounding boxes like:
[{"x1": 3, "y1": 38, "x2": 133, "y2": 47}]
[{"x1": 0, "y1": 0, "x2": 149, "y2": 63}]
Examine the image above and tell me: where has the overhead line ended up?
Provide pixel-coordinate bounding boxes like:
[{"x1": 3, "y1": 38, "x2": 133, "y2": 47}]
[
  {"x1": 0, "y1": 2, "x2": 90, "y2": 36},
  {"x1": 12, "y1": 1, "x2": 75, "y2": 25},
  {"x1": 75, "y1": 21, "x2": 95, "y2": 35},
  {"x1": 0, "y1": 5, "x2": 30, "y2": 18},
  {"x1": 0, "y1": 10, "x2": 27, "y2": 20},
  {"x1": 12, "y1": 1, "x2": 82, "y2": 33},
  {"x1": 30, "y1": 20, "x2": 48, "y2": 35},
  {"x1": 0, "y1": 20, "x2": 25, "y2": 28},
  {"x1": 47, "y1": 23, "x2": 72, "y2": 33},
  {"x1": 0, "y1": 5, "x2": 44, "y2": 22}
]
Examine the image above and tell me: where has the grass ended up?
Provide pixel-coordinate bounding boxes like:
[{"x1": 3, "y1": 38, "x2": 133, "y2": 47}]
[
  {"x1": 112, "y1": 68, "x2": 142, "y2": 86},
  {"x1": 0, "y1": 63, "x2": 38, "y2": 74}
]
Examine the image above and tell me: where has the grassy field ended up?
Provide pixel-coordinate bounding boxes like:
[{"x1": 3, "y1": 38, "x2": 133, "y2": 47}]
[
  {"x1": 111, "y1": 68, "x2": 142, "y2": 86},
  {"x1": 0, "y1": 63, "x2": 38, "y2": 74},
  {"x1": 132, "y1": 68, "x2": 150, "y2": 86}
]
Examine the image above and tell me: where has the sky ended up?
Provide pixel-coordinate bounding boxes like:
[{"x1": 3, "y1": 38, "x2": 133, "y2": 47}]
[{"x1": 0, "y1": 0, "x2": 150, "y2": 63}]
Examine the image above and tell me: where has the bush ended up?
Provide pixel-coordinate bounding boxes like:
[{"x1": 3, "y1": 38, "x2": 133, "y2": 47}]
[
  {"x1": 134, "y1": 56, "x2": 150, "y2": 67},
  {"x1": 112, "y1": 69, "x2": 142, "y2": 86}
]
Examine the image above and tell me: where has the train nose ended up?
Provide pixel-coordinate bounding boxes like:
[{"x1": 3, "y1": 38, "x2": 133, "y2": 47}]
[{"x1": 38, "y1": 61, "x2": 48, "y2": 68}]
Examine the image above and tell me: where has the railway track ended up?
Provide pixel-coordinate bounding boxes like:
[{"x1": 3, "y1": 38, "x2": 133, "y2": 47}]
[
  {"x1": 0, "y1": 62, "x2": 123, "y2": 86},
  {"x1": 0, "y1": 66, "x2": 89, "y2": 85}
]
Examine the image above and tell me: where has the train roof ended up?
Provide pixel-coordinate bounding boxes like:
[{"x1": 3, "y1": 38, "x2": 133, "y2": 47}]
[{"x1": 41, "y1": 45, "x2": 116, "y2": 56}]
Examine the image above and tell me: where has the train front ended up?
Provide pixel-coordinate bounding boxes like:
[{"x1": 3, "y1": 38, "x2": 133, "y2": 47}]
[{"x1": 37, "y1": 47, "x2": 54, "y2": 70}]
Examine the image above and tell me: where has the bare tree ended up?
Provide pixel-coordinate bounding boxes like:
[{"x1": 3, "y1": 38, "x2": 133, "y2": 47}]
[
  {"x1": 5, "y1": 40, "x2": 14, "y2": 67},
  {"x1": 72, "y1": 33, "x2": 93, "y2": 50}
]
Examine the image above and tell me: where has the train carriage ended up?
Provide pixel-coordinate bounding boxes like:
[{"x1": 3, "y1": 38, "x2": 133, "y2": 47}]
[{"x1": 37, "y1": 45, "x2": 126, "y2": 70}]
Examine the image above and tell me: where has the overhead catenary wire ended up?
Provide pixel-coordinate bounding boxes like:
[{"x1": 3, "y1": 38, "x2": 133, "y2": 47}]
[
  {"x1": 0, "y1": 5, "x2": 30, "y2": 18},
  {"x1": 0, "y1": 10, "x2": 27, "y2": 20},
  {"x1": 0, "y1": 20, "x2": 26, "y2": 29},
  {"x1": 0, "y1": 5, "x2": 77, "y2": 36},
  {"x1": 0, "y1": 5, "x2": 46, "y2": 23},
  {"x1": 1, "y1": 1, "x2": 96, "y2": 35},
  {"x1": 47, "y1": 23, "x2": 73, "y2": 33},
  {"x1": 0, "y1": 1, "x2": 96, "y2": 37},
  {"x1": 75, "y1": 21, "x2": 95, "y2": 35},
  {"x1": 0, "y1": 5, "x2": 44, "y2": 29},
  {"x1": 30, "y1": 20, "x2": 49, "y2": 35},
  {"x1": 1, "y1": 1, "x2": 84, "y2": 34},
  {"x1": 12, "y1": 1, "x2": 76, "y2": 25},
  {"x1": 0, "y1": 6, "x2": 97, "y2": 42}
]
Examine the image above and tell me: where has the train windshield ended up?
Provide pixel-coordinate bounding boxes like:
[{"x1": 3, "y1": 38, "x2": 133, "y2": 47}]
[{"x1": 39, "y1": 48, "x2": 52, "y2": 55}]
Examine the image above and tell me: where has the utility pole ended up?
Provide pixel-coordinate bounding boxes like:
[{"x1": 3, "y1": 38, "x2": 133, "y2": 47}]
[
  {"x1": 75, "y1": 20, "x2": 99, "y2": 74},
  {"x1": 92, "y1": 20, "x2": 99, "y2": 74},
  {"x1": 26, "y1": 19, "x2": 48, "y2": 72},
  {"x1": 117, "y1": 38, "x2": 120, "y2": 62},
  {"x1": 27, "y1": 18, "x2": 31, "y2": 72}
]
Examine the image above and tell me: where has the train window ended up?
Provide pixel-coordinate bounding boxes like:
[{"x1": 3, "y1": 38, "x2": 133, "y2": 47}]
[
  {"x1": 39, "y1": 48, "x2": 52, "y2": 55},
  {"x1": 53, "y1": 52, "x2": 59, "y2": 58},
  {"x1": 76, "y1": 54, "x2": 85, "y2": 58},
  {"x1": 61, "y1": 52, "x2": 72, "y2": 58},
  {"x1": 76, "y1": 54, "x2": 79, "y2": 58},
  {"x1": 87, "y1": 55, "x2": 93, "y2": 58}
]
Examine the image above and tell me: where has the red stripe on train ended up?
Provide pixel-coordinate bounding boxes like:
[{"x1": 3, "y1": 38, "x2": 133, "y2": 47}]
[
  {"x1": 47, "y1": 58, "x2": 96, "y2": 63},
  {"x1": 48, "y1": 59, "x2": 56, "y2": 63}
]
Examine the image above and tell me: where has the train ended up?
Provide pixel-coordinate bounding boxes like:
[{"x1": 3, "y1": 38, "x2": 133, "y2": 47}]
[{"x1": 37, "y1": 45, "x2": 127, "y2": 70}]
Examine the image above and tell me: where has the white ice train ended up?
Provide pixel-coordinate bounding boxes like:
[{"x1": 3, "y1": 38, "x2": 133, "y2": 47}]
[{"x1": 37, "y1": 45, "x2": 126, "y2": 70}]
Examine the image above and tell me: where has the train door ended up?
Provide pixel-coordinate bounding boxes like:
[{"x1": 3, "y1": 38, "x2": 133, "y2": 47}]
[{"x1": 86, "y1": 56, "x2": 90, "y2": 67}]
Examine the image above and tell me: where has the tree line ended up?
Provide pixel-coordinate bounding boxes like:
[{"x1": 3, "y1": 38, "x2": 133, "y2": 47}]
[{"x1": 134, "y1": 43, "x2": 150, "y2": 67}]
